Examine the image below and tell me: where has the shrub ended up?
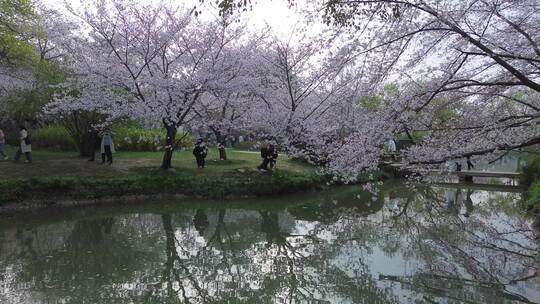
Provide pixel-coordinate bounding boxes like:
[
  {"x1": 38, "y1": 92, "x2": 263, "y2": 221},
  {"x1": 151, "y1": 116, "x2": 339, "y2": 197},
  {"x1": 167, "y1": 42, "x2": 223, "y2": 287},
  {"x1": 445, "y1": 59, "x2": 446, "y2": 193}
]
[
  {"x1": 0, "y1": 170, "x2": 326, "y2": 204},
  {"x1": 113, "y1": 127, "x2": 192, "y2": 152},
  {"x1": 32, "y1": 125, "x2": 76, "y2": 151},
  {"x1": 519, "y1": 155, "x2": 540, "y2": 213},
  {"x1": 29, "y1": 125, "x2": 194, "y2": 153},
  {"x1": 526, "y1": 181, "x2": 540, "y2": 212},
  {"x1": 520, "y1": 156, "x2": 540, "y2": 187},
  {"x1": 3, "y1": 128, "x2": 20, "y2": 146},
  {"x1": 234, "y1": 140, "x2": 258, "y2": 151}
]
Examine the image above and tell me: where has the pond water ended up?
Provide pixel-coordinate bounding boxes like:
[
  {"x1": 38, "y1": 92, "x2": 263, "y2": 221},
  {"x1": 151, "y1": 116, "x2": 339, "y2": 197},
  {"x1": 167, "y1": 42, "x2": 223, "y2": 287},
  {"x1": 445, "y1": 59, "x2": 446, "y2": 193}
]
[{"x1": 1, "y1": 182, "x2": 539, "y2": 303}]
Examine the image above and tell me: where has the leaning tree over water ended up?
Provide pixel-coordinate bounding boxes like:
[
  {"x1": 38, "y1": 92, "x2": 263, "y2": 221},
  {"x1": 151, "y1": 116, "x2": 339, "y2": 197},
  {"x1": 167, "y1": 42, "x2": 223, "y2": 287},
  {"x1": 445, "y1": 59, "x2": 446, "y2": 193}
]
[{"x1": 199, "y1": 0, "x2": 540, "y2": 177}]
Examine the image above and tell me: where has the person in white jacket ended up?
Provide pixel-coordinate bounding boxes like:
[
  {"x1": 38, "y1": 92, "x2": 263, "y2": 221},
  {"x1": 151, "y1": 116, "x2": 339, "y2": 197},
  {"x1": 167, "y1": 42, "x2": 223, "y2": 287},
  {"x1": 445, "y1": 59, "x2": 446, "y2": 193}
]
[
  {"x1": 387, "y1": 138, "x2": 397, "y2": 153},
  {"x1": 100, "y1": 131, "x2": 115, "y2": 164},
  {"x1": 14, "y1": 126, "x2": 31, "y2": 163}
]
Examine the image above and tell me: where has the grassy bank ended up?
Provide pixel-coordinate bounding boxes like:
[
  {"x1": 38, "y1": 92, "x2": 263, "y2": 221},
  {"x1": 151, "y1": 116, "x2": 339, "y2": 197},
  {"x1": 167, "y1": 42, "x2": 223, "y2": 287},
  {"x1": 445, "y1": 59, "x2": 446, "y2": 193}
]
[
  {"x1": 0, "y1": 169, "x2": 325, "y2": 204},
  {"x1": 0, "y1": 146, "x2": 326, "y2": 204},
  {"x1": 0, "y1": 146, "x2": 314, "y2": 178},
  {"x1": 0, "y1": 146, "x2": 387, "y2": 207}
]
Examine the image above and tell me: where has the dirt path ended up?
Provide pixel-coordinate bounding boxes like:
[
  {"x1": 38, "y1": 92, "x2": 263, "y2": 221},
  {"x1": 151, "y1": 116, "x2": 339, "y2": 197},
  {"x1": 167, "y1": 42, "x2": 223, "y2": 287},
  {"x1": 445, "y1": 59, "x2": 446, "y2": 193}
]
[{"x1": 0, "y1": 159, "x2": 132, "y2": 178}]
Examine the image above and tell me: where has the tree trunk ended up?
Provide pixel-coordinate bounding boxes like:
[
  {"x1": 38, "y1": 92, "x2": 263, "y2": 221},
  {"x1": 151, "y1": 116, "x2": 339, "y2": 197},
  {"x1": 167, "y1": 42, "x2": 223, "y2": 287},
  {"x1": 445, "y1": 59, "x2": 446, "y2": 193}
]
[
  {"x1": 161, "y1": 124, "x2": 177, "y2": 169},
  {"x1": 87, "y1": 131, "x2": 101, "y2": 160},
  {"x1": 70, "y1": 126, "x2": 95, "y2": 157},
  {"x1": 61, "y1": 111, "x2": 102, "y2": 157},
  {"x1": 214, "y1": 130, "x2": 227, "y2": 160},
  {"x1": 219, "y1": 147, "x2": 227, "y2": 161}
]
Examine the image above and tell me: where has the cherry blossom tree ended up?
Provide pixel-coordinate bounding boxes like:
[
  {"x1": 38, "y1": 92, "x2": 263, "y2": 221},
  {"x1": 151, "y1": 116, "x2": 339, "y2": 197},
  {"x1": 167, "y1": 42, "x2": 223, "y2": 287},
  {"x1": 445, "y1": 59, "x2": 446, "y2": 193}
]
[
  {"x1": 201, "y1": 0, "x2": 539, "y2": 178},
  {"x1": 189, "y1": 21, "x2": 268, "y2": 154},
  {"x1": 41, "y1": 0, "x2": 539, "y2": 178},
  {"x1": 1, "y1": 4, "x2": 73, "y2": 127},
  {"x1": 32, "y1": 7, "x2": 79, "y2": 62},
  {"x1": 231, "y1": 0, "x2": 536, "y2": 178},
  {"x1": 245, "y1": 32, "x2": 364, "y2": 164},
  {"x1": 0, "y1": 0, "x2": 37, "y2": 100},
  {"x1": 49, "y1": 0, "x2": 254, "y2": 168}
]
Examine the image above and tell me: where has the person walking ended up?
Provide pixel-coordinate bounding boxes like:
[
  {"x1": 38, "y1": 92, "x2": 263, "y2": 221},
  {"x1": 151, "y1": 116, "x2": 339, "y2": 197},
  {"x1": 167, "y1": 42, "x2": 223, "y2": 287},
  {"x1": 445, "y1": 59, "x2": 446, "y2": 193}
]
[
  {"x1": 257, "y1": 144, "x2": 269, "y2": 170},
  {"x1": 387, "y1": 138, "x2": 397, "y2": 152},
  {"x1": 268, "y1": 144, "x2": 278, "y2": 170},
  {"x1": 387, "y1": 138, "x2": 397, "y2": 161},
  {"x1": 193, "y1": 139, "x2": 208, "y2": 168},
  {"x1": 466, "y1": 156, "x2": 474, "y2": 170},
  {"x1": 100, "y1": 131, "x2": 114, "y2": 164},
  {"x1": 14, "y1": 126, "x2": 32, "y2": 163},
  {"x1": 0, "y1": 128, "x2": 8, "y2": 160}
]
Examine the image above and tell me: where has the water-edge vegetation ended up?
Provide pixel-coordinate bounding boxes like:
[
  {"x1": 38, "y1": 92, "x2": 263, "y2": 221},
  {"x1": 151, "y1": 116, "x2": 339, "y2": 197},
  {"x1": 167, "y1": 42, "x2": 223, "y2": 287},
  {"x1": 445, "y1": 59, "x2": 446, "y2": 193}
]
[
  {"x1": 0, "y1": 169, "x2": 325, "y2": 204},
  {"x1": 0, "y1": 146, "x2": 387, "y2": 208},
  {"x1": 521, "y1": 155, "x2": 540, "y2": 212}
]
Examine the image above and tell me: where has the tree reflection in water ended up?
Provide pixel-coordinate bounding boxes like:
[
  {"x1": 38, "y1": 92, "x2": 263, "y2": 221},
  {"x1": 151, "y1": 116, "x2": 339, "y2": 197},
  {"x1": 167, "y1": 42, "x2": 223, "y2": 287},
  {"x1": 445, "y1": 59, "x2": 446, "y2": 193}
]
[{"x1": 0, "y1": 183, "x2": 539, "y2": 303}]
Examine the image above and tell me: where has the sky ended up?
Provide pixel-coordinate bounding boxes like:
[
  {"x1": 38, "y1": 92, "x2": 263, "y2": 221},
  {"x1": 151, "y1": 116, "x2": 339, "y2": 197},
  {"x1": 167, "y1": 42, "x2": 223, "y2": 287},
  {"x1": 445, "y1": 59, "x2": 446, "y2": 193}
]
[{"x1": 40, "y1": 0, "x2": 317, "y2": 40}]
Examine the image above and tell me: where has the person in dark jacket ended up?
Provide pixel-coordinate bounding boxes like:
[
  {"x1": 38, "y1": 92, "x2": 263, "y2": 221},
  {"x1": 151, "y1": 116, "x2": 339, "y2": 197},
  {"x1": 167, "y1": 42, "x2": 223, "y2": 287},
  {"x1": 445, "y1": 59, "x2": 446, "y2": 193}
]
[
  {"x1": 268, "y1": 144, "x2": 278, "y2": 170},
  {"x1": 218, "y1": 141, "x2": 226, "y2": 160},
  {"x1": 257, "y1": 144, "x2": 269, "y2": 170},
  {"x1": 466, "y1": 156, "x2": 474, "y2": 170},
  {"x1": 88, "y1": 129, "x2": 102, "y2": 162},
  {"x1": 193, "y1": 139, "x2": 209, "y2": 168}
]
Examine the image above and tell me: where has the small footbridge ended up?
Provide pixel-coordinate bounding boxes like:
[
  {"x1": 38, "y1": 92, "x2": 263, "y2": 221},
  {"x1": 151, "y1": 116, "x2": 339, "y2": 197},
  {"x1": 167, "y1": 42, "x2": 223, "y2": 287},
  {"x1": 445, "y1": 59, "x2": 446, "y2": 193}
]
[
  {"x1": 433, "y1": 182, "x2": 523, "y2": 193},
  {"x1": 382, "y1": 162, "x2": 521, "y2": 179},
  {"x1": 454, "y1": 170, "x2": 521, "y2": 179},
  {"x1": 425, "y1": 169, "x2": 521, "y2": 183},
  {"x1": 381, "y1": 161, "x2": 524, "y2": 192}
]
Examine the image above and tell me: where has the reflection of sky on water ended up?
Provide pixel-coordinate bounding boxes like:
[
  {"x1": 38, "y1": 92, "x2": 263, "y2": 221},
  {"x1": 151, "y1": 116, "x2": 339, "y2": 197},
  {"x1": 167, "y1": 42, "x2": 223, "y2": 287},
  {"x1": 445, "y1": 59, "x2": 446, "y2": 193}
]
[{"x1": 0, "y1": 183, "x2": 539, "y2": 303}]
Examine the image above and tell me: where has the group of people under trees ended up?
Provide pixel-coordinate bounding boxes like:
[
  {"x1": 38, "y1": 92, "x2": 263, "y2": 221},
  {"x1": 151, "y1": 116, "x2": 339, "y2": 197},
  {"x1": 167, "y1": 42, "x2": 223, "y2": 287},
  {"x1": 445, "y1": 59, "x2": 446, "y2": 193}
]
[
  {"x1": 193, "y1": 139, "x2": 279, "y2": 170},
  {"x1": 88, "y1": 131, "x2": 279, "y2": 170},
  {"x1": 455, "y1": 156, "x2": 475, "y2": 171},
  {"x1": 1, "y1": 126, "x2": 473, "y2": 173},
  {"x1": 88, "y1": 131, "x2": 115, "y2": 164},
  {"x1": 0, "y1": 124, "x2": 117, "y2": 165},
  {"x1": 193, "y1": 139, "x2": 209, "y2": 168},
  {"x1": 0, "y1": 124, "x2": 280, "y2": 170},
  {"x1": 0, "y1": 126, "x2": 33, "y2": 163},
  {"x1": 0, "y1": 126, "x2": 116, "y2": 165},
  {"x1": 258, "y1": 144, "x2": 278, "y2": 170}
]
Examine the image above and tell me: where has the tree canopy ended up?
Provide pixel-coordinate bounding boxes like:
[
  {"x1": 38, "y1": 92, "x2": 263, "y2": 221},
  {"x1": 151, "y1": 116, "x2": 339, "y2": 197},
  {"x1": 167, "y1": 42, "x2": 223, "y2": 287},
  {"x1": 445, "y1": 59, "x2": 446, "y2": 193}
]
[{"x1": 1, "y1": 0, "x2": 539, "y2": 177}]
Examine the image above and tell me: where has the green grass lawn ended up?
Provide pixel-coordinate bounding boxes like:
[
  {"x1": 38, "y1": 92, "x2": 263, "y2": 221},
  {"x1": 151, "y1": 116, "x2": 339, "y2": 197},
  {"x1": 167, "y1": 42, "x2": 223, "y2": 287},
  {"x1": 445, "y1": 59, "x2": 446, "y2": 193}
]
[
  {"x1": 0, "y1": 145, "x2": 315, "y2": 179},
  {"x1": 0, "y1": 146, "x2": 323, "y2": 203},
  {"x1": 118, "y1": 149, "x2": 314, "y2": 175}
]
